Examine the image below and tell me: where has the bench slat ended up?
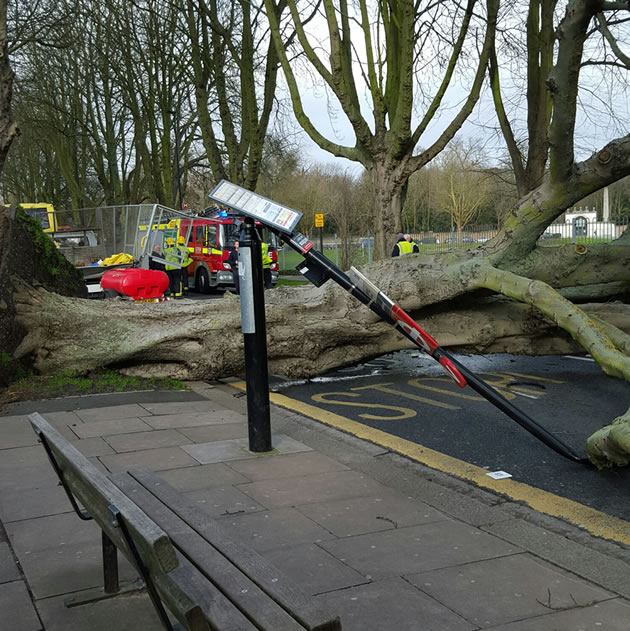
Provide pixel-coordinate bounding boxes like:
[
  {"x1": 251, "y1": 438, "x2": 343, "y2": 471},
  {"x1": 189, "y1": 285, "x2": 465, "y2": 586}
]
[
  {"x1": 155, "y1": 561, "x2": 256, "y2": 631},
  {"x1": 125, "y1": 469, "x2": 342, "y2": 631},
  {"x1": 113, "y1": 471, "x2": 308, "y2": 631},
  {"x1": 29, "y1": 413, "x2": 209, "y2": 631}
]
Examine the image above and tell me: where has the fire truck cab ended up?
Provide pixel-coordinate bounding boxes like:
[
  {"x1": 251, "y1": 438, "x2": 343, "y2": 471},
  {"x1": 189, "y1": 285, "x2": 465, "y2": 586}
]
[{"x1": 179, "y1": 211, "x2": 280, "y2": 293}]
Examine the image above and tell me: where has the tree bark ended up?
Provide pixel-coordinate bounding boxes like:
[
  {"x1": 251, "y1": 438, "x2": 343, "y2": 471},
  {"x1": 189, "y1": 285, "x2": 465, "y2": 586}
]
[
  {"x1": 13, "y1": 276, "x2": 630, "y2": 381},
  {"x1": 0, "y1": 0, "x2": 18, "y2": 174}
]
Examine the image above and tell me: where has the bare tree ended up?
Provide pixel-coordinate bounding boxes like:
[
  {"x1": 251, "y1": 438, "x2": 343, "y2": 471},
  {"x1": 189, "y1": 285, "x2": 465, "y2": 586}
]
[
  {"x1": 264, "y1": 0, "x2": 499, "y2": 258},
  {"x1": 433, "y1": 140, "x2": 492, "y2": 233},
  {"x1": 185, "y1": 0, "x2": 287, "y2": 191},
  {"x1": 0, "y1": 0, "x2": 20, "y2": 176}
]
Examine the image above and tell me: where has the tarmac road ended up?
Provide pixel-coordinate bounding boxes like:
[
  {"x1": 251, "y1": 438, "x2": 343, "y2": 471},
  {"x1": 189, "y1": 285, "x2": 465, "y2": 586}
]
[{"x1": 268, "y1": 352, "x2": 630, "y2": 525}]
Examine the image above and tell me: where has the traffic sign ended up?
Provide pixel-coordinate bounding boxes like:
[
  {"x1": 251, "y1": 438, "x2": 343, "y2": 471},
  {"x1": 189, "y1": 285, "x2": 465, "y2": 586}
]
[{"x1": 315, "y1": 213, "x2": 324, "y2": 227}]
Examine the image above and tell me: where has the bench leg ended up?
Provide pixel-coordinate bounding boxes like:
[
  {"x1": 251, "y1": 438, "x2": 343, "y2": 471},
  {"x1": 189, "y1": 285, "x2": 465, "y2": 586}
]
[
  {"x1": 65, "y1": 530, "x2": 143, "y2": 608},
  {"x1": 103, "y1": 531, "x2": 120, "y2": 593}
]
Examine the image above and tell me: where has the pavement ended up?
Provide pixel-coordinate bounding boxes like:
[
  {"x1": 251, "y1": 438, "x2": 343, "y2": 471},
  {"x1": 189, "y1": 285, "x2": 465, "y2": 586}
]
[{"x1": 1, "y1": 381, "x2": 629, "y2": 631}]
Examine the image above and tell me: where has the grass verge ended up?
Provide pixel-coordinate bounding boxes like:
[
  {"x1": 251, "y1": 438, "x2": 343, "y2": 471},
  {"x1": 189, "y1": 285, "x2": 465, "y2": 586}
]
[
  {"x1": 0, "y1": 368, "x2": 189, "y2": 407},
  {"x1": 276, "y1": 278, "x2": 309, "y2": 287}
]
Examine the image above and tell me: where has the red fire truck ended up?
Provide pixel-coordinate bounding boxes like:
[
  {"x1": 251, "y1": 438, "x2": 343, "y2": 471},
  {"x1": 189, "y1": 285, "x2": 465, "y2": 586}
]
[{"x1": 178, "y1": 210, "x2": 280, "y2": 293}]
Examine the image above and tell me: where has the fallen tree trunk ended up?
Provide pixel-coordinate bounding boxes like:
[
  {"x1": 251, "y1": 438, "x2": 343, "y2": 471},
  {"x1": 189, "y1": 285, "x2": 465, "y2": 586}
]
[{"x1": 13, "y1": 276, "x2": 630, "y2": 379}]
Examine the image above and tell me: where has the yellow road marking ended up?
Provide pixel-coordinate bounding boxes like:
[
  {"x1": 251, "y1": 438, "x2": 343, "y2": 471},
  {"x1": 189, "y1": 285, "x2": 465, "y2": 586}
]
[
  {"x1": 351, "y1": 382, "x2": 459, "y2": 410},
  {"x1": 407, "y1": 378, "x2": 483, "y2": 401},
  {"x1": 311, "y1": 391, "x2": 416, "y2": 420},
  {"x1": 501, "y1": 371, "x2": 565, "y2": 384},
  {"x1": 230, "y1": 381, "x2": 630, "y2": 546}
]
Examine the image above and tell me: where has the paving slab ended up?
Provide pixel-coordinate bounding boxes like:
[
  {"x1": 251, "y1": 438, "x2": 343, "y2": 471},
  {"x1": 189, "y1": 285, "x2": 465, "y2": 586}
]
[
  {"x1": 71, "y1": 417, "x2": 153, "y2": 439},
  {"x1": 0, "y1": 417, "x2": 41, "y2": 449},
  {"x1": 68, "y1": 437, "x2": 115, "y2": 457},
  {"x1": 156, "y1": 463, "x2": 251, "y2": 491},
  {"x1": 182, "y1": 485, "x2": 266, "y2": 518},
  {"x1": 0, "y1": 447, "x2": 58, "y2": 494},
  {"x1": 485, "y1": 597, "x2": 630, "y2": 630},
  {"x1": 176, "y1": 423, "x2": 248, "y2": 443},
  {"x1": 0, "y1": 543, "x2": 20, "y2": 584},
  {"x1": 5, "y1": 513, "x2": 135, "y2": 599},
  {"x1": 218, "y1": 506, "x2": 337, "y2": 552},
  {"x1": 406, "y1": 552, "x2": 615, "y2": 628},
  {"x1": 263, "y1": 543, "x2": 368, "y2": 595},
  {"x1": 297, "y1": 492, "x2": 448, "y2": 537},
  {"x1": 27, "y1": 412, "x2": 85, "y2": 441},
  {"x1": 141, "y1": 411, "x2": 244, "y2": 430},
  {"x1": 226, "y1": 451, "x2": 349, "y2": 481},
  {"x1": 315, "y1": 576, "x2": 475, "y2": 631},
  {"x1": 199, "y1": 385, "x2": 248, "y2": 415},
  {"x1": 35, "y1": 589, "x2": 165, "y2": 631},
  {"x1": 236, "y1": 470, "x2": 397, "y2": 508},
  {"x1": 75, "y1": 404, "x2": 152, "y2": 422},
  {"x1": 320, "y1": 520, "x2": 521, "y2": 579},
  {"x1": 98, "y1": 446, "x2": 199, "y2": 472},
  {"x1": 484, "y1": 518, "x2": 630, "y2": 597},
  {"x1": 103, "y1": 429, "x2": 191, "y2": 453},
  {"x1": 0, "y1": 445, "x2": 49, "y2": 470},
  {"x1": 182, "y1": 438, "x2": 257, "y2": 464},
  {"x1": 182, "y1": 434, "x2": 312, "y2": 465},
  {"x1": 374, "y1": 454, "x2": 514, "y2": 527},
  {"x1": 138, "y1": 400, "x2": 220, "y2": 416},
  {"x1": 0, "y1": 581, "x2": 42, "y2": 631},
  {"x1": 0, "y1": 484, "x2": 71, "y2": 523},
  {"x1": 34, "y1": 411, "x2": 83, "y2": 426}
]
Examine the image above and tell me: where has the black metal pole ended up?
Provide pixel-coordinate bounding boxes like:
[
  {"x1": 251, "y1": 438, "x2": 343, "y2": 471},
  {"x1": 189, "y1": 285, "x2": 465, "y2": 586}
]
[
  {"x1": 319, "y1": 226, "x2": 323, "y2": 252},
  {"x1": 276, "y1": 231, "x2": 589, "y2": 465},
  {"x1": 239, "y1": 218, "x2": 272, "y2": 452}
]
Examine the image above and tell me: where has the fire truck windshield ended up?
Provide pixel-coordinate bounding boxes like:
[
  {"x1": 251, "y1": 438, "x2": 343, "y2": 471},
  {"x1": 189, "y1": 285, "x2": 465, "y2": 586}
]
[{"x1": 219, "y1": 223, "x2": 279, "y2": 250}]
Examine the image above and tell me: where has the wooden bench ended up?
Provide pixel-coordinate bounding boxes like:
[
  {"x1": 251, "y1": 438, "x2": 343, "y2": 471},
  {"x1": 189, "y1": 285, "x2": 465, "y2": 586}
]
[{"x1": 29, "y1": 412, "x2": 342, "y2": 631}]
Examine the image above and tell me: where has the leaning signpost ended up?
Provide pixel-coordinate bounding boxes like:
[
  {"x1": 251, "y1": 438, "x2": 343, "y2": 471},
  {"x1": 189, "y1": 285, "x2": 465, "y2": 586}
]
[
  {"x1": 209, "y1": 180, "x2": 589, "y2": 465},
  {"x1": 208, "y1": 181, "x2": 303, "y2": 453}
]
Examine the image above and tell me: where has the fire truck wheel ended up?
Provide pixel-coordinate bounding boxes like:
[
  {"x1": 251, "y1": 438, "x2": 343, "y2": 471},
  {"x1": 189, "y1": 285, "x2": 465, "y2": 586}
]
[{"x1": 196, "y1": 268, "x2": 211, "y2": 294}]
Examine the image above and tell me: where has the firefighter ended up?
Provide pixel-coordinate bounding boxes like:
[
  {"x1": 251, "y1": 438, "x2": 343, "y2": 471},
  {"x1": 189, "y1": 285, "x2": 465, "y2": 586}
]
[
  {"x1": 177, "y1": 235, "x2": 193, "y2": 295},
  {"x1": 391, "y1": 233, "x2": 414, "y2": 257},
  {"x1": 261, "y1": 241, "x2": 273, "y2": 289},
  {"x1": 163, "y1": 237, "x2": 181, "y2": 298}
]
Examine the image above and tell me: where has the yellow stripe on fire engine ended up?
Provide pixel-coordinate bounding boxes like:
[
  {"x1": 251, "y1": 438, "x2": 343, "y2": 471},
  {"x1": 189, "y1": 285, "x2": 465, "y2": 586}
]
[{"x1": 138, "y1": 224, "x2": 169, "y2": 231}]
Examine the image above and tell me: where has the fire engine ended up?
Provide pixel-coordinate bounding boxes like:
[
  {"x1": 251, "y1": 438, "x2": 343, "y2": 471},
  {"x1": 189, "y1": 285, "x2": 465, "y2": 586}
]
[{"x1": 139, "y1": 209, "x2": 280, "y2": 293}]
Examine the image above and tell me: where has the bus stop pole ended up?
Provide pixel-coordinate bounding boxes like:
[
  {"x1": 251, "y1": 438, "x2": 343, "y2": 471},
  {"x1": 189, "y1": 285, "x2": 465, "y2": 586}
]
[{"x1": 238, "y1": 218, "x2": 272, "y2": 452}]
